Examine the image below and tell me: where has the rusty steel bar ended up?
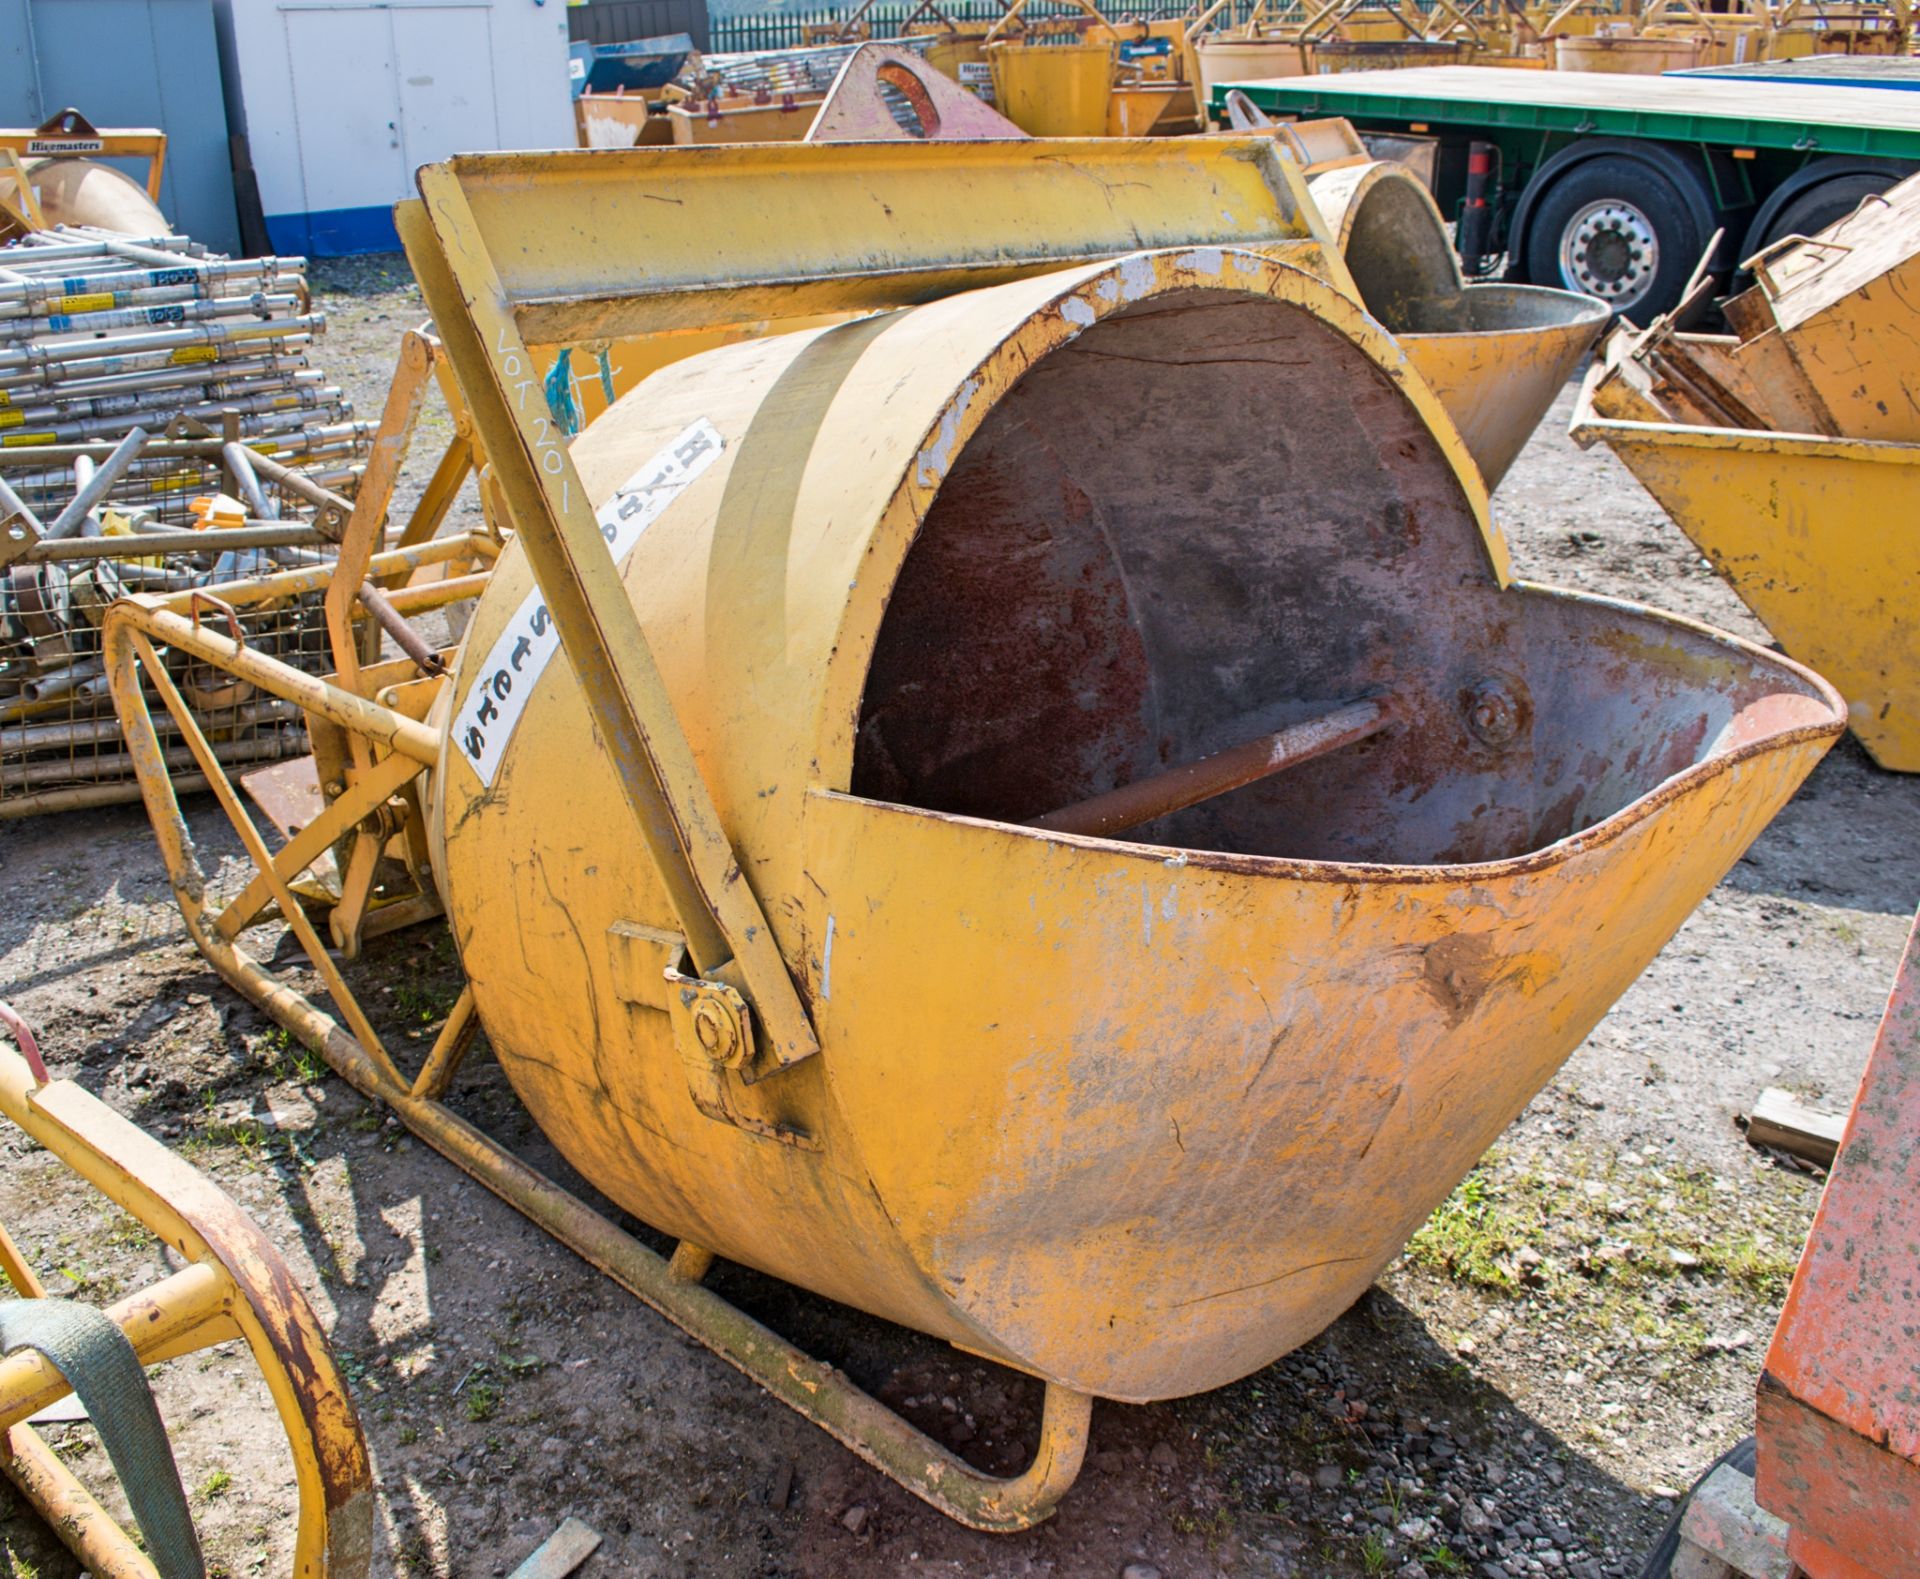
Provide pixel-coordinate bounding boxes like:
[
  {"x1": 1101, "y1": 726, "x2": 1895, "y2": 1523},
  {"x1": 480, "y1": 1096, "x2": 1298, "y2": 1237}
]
[
  {"x1": 357, "y1": 584, "x2": 445, "y2": 675},
  {"x1": 1, "y1": 1425, "x2": 162, "y2": 1579},
  {"x1": 0, "y1": 1003, "x2": 47, "y2": 1085},
  {"x1": 6, "y1": 731, "x2": 298, "y2": 790},
  {"x1": 1028, "y1": 697, "x2": 1392, "y2": 838},
  {"x1": 0, "y1": 777, "x2": 208, "y2": 818},
  {"x1": 22, "y1": 662, "x2": 106, "y2": 706},
  {"x1": 26, "y1": 523, "x2": 330, "y2": 560},
  {"x1": 113, "y1": 603, "x2": 440, "y2": 767},
  {"x1": 2, "y1": 698, "x2": 295, "y2": 755}
]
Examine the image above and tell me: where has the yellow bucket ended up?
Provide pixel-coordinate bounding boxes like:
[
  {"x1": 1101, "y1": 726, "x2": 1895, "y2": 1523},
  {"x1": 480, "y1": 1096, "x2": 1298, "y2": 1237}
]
[
  {"x1": 1574, "y1": 344, "x2": 1920, "y2": 771},
  {"x1": 924, "y1": 32, "x2": 995, "y2": 98},
  {"x1": 432, "y1": 247, "x2": 1841, "y2": 1405},
  {"x1": 1195, "y1": 35, "x2": 1314, "y2": 106},
  {"x1": 987, "y1": 40, "x2": 1116, "y2": 136},
  {"x1": 667, "y1": 94, "x2": 824, "y2": 144},
  {"x1": 573, "y1": 93, "x2": 673, "y2": 149},
  {"x1": 1107, "y1": 81, "x2": 1202, "y2": 136},
  {"x1": 1309, "y1": 160, "x2": 1608, "y2": 488},
  {"x1": 1552, "y1": 32, "x2": 1705, "y2": 70}
]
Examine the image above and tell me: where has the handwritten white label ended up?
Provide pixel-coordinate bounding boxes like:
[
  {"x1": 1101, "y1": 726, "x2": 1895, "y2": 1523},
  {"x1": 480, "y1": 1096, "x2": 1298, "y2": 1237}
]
[{"x1": 452, "y1": 418, "x2": 724, "y2": 786}]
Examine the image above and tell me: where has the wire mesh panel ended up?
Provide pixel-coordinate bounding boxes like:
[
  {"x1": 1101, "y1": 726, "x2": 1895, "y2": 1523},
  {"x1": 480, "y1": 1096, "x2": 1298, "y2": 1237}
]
[
  {"x1": 0, "y1": 468, "x2": 347, "y2": 815},
  {"x1": 0, "y1": 228, "x2": 369, "y2": 814}
]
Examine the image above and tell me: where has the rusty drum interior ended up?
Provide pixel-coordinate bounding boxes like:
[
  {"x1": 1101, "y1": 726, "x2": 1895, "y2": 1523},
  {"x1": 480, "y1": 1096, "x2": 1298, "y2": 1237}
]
[
  {"x1": 1335, "y1": 174, "x2": 1464, "y2": 322},
  {"x1": 849, "y1": 288, "x2": 1833, "y2": 866}
]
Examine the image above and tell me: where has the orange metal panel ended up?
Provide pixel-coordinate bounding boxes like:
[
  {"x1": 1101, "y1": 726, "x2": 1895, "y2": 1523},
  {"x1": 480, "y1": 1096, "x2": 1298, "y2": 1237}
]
[{"x1": 1756, "y1": 911, "x2": 1920, "y2": 1578}]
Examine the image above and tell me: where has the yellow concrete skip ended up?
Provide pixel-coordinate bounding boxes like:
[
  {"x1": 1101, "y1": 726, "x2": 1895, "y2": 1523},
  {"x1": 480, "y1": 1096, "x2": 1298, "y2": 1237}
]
[
  {"x1": 1724, "y1": 169, "x2": 1920, "y2": 443},
  {"x1": 1573, "y1": 342, "x2": 1920, "y2": 771},
  {"x1": 97, "y1": 135, "x2": 1845, "y2": 1531},
  {"x1": 430, "y1": 242, "x2": 1841, "y2": 1407},
  {"x1": 1309, "y1": 159, "x2": 1607, "y2": 489}
]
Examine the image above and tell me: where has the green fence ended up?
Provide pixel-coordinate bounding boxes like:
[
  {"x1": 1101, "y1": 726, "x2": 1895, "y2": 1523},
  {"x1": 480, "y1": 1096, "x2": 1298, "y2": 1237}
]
[{"x1": 707, "y1": 0, "x2": 1238, "y2": 52}]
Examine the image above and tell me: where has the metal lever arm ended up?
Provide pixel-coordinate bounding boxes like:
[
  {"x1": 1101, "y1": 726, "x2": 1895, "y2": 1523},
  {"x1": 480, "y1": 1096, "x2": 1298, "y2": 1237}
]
[{"x1": 401, "y1": 185, "x2": 820, "y2": 1071}]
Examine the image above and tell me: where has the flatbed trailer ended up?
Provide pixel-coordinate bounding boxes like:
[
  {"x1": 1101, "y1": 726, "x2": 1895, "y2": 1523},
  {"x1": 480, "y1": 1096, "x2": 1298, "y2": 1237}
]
[{"x1": 1213, "y1": 64, "x2": 1920, "y2": 317}]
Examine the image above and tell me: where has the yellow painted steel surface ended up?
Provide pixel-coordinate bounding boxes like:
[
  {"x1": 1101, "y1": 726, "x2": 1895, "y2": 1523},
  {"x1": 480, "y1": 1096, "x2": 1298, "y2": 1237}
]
[
  {"x1": 1736, "y1": 173, "x2": 1920, "y2": 445},
  {"x1": 1400, "y1": 294, "x2": 1607, "y2": 487},
  {"x1": 425, "y1": 139, "x2": 1355, "y2": 343},
  {"x1": 0, "y1": 1031, "x2": 372, "y2": 1576},
  {"x1": 1196, "y1": 35, "x2": 1314, "y2": 102},
  {"x1": 1107, "y1": 81, "x2": 1202, "y2": 136},
  {"x1": 988, "y1": 41, "x2": 1116, "y2": 134},
  {"x1": 1572, "y1": 366, "x2": 1920, "y2": 772},
  {"x1": 574, "y1": 94, "x2": 672, "y2": 149},
  {"x1": 426, "y1": 238, "x2": 1841, "y2": 1403},
  {"x1": 924, "y1": 33, "x2": 991, "y2": 83},
  {"x1": 1309, "y1": 160, "x2": 1607, "y2": 489},
  {"x1": 668, "y1": 96, "x2": 825, "y2": 145},
  {"x1": 483, "y1": 137, "x2": 1357, "y2": 429},
  {"x1": 1552, "y1": 33, "x2": 1706, "y2": 70}
]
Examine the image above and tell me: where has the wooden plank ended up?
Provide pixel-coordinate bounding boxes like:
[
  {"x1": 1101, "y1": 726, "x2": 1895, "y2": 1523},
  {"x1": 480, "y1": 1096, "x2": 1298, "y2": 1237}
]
[
  {"x1": 508, "y1": 1517, "x2": 603, "y2": 1579},
  {"x1": 1746, "y1": 1086, "x2": 1846, "y2": 1168}
]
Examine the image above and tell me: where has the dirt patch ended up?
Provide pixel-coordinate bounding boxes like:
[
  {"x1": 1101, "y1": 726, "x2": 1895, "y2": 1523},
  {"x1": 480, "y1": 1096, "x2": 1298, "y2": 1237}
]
[{"x1": 2, "y1": 269, "x2": 1915, "y2": 1579}]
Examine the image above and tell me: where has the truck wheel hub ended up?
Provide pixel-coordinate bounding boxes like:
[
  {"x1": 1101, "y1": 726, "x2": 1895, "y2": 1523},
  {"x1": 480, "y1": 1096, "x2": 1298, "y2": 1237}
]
[{"x1": 1560, "y1": 199, "x2": 1658, "y2": 304}]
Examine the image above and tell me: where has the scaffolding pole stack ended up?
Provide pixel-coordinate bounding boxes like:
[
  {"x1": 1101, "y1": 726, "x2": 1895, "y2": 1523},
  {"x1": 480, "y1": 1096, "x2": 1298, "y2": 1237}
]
[
  {"x1": 698, "y1": 35, "x2": 936, "y2": 96},
  {"x1": 0, "y1": 226, "x2": 371, "y2": 816}
]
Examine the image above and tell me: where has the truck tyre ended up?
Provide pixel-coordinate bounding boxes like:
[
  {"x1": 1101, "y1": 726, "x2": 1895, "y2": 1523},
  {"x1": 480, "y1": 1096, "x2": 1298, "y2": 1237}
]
[
  {"x1": 1525, "y1": 155, "x2": 1706, "y2": 320},
  {"x1": 1758, "y1": 172, "x2": 1896, "y2": 254}
]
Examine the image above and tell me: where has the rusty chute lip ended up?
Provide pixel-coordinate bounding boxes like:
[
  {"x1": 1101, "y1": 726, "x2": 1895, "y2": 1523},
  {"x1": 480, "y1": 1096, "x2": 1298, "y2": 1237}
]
[
  {"x1": 1398, "y1": 283, "x2": 1611, "y2": 342},
  {"x1": 819, "y1": 581, "x2": 1846, "y2": 888}
]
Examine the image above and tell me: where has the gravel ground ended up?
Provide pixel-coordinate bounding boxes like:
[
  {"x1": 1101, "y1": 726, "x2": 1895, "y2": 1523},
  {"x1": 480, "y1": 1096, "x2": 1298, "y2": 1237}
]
[{"x1": 1, "y1": 257, "x2": 1915, "y2": 1579}]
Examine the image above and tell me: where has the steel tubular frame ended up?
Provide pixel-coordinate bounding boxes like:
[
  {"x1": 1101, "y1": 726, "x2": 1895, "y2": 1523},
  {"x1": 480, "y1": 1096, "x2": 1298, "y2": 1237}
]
[
  {"x1": 102, "y1": 565, "x2": 1096, "y2": 1527},
  {"x1": 0, "y1": 1032, "x2": 372, "y2": 1578},
  {"x1": 99, "y1": 446, "x2": 1094, "y2": 1534},
  {"x1": 81, "y1": 148, "x2": 1408, "y2": 1531}
]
